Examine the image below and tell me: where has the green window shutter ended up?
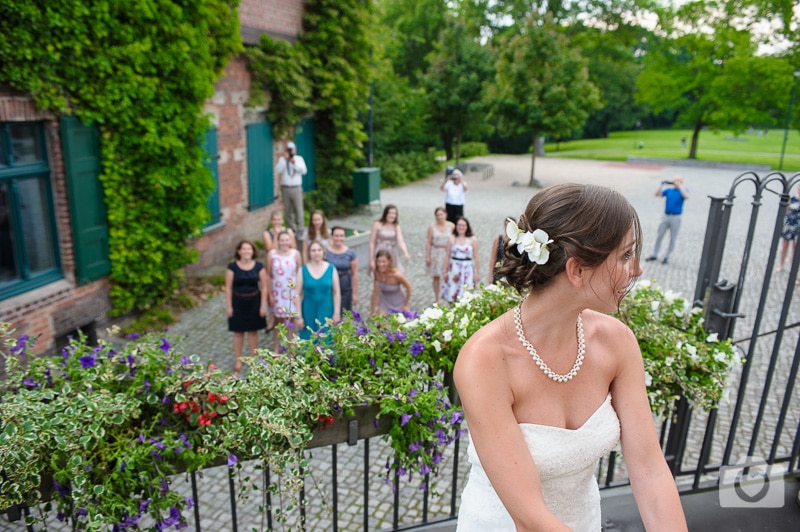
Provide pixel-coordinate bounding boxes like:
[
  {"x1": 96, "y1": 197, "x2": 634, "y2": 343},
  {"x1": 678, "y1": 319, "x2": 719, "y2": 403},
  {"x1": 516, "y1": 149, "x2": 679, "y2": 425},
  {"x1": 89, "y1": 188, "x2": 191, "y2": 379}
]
[
  {"x1": 60, "y1": 116, "x2": 111, "y2": 284},
  {"x1": 246, "y1": 121, "x2": 273, "y2": 210},
  {"x1": 294, "y1": 117, "x2": 315, "y2": 192},
  {"x1": 202, "y1": 128, "x2": 221, "y2": 227}
]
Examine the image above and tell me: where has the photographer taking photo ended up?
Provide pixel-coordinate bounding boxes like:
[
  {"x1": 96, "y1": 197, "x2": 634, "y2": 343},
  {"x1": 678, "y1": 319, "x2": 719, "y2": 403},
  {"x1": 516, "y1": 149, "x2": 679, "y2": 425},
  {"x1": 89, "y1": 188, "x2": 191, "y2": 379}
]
[
  {"x1": 440, "y1": 168, "x2": 469, "y2": 224},
  {"x1": 645, "y1": 175, "x2": 689, "y2": 265},
  {"x1": 275, "y1": 140, "x2": 308, "y2": 236}
]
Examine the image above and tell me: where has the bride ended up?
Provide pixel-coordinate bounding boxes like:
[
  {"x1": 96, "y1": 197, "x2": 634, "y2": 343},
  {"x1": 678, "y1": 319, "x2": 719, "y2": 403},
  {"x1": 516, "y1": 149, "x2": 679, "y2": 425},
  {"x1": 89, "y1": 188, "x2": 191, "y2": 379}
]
[{"x1": 454, "y1": 184, "x2": 687, "y2": 531}]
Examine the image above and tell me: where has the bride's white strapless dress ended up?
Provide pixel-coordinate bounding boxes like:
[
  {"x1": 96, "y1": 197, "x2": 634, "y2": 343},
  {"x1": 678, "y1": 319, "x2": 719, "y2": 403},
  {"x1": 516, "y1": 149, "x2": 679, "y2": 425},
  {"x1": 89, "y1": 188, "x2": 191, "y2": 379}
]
[{"x1": 456, "y1": 394, "x2": 620, "y2": 531}]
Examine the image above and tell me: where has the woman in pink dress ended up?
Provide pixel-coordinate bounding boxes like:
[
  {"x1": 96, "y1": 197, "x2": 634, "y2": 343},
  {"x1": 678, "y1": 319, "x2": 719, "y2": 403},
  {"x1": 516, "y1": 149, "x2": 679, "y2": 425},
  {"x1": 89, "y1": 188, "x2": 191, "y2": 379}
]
[{"x1": 369, "y1": 204, "x2": 410, "y2": 274}]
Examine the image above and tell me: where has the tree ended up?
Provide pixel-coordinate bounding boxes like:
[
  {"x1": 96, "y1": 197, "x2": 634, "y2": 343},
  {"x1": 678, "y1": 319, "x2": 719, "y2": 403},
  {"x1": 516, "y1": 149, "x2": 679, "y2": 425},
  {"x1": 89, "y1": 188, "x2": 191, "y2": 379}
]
[
  {"x1": 636, "y1": 1, "x2": 791, "y2": 158},
  {"x1": 423, "y1": 21, "x2": 495, "y2": 161},
  {"x1": 379, "y1": 0, "x2": 449, "y2": 84},
  {"x1": 486, "y1": 14, "x2": 601, "y2": 186}
]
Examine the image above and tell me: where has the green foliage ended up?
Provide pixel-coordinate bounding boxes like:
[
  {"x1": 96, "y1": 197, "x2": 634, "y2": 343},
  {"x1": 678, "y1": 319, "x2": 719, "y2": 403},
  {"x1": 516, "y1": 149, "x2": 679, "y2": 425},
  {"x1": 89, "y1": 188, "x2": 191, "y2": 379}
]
[
  {"x1": 458, "y1": 141, "x2": 490, "y2": 159},
  {"x1": 618, "y1": 281, "x2": 742, "y2": 417},
  {"x1": 378, "y1": 0, "x2": 449, "y2": 83},
  {"x1": 487, "y1": 13, "x2": 601, "y2": 185},
  {"x1": 122, "y1": 308, "x2": 176, "y2": 336},
  {"x1": 0, "y1": 0, "x2": 243, "y2": 314},
  {"x1": 376, "y1": 150, "x2": 442, "y2": 187},
  {"x1": 245, "y1": 36, "x2": 314, "y2": 138},
  {"x1": 636, "y1": 0, "x2": 793, "y2": 158},
  {"x1": 423, "y1": 20, "x2": 495, "y2": 161}
]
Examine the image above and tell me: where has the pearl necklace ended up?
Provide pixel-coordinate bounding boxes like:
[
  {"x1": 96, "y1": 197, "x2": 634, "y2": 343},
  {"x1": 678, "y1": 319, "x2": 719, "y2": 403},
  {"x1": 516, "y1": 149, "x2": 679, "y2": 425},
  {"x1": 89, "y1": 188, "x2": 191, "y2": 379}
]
[{"x1": 513, "y1": 304, "x2": 585, "y2": 383}]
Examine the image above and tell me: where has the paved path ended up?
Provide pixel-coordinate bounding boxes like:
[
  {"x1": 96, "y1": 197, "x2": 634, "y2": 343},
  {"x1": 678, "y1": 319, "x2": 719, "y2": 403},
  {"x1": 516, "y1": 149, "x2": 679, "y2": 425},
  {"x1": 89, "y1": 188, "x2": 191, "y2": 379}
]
[{"x1": 6, "y1": 155, "x2": 799, "y2": 531}]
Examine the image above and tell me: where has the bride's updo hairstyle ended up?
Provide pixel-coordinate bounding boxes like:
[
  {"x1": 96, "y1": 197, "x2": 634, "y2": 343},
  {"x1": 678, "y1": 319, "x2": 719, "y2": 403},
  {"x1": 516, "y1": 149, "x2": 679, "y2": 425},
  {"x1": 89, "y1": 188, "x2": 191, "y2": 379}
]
[{"x1": 498, "y1": 183, "x2": 641, "y2": 294}]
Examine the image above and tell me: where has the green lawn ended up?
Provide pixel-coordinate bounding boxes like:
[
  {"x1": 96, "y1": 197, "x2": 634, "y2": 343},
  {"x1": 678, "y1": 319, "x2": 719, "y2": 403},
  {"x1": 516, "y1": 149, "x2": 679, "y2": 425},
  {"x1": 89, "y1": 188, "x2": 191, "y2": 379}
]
[{"x1": 544, "y1": 129, "x2": 800, "y2": 172}]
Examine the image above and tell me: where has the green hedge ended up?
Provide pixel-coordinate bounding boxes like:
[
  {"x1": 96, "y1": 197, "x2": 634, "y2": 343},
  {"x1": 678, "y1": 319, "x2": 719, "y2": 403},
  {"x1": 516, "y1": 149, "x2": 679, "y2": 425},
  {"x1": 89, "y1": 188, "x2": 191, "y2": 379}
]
[{"x1": 378, "y1": 151, "x2": 442, "y2": 187}]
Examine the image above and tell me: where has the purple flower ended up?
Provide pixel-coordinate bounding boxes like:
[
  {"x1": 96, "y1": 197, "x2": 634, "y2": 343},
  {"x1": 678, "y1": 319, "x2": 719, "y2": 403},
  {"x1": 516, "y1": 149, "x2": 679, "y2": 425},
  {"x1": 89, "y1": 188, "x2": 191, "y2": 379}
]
[
  {"x1": 126, "y1": 333, "x2": 141, "y2": 339},
  {"x1": 369, "y1": 356, "x2": 375, "y2": 368},
  {"x1": 432, "y1": 451, "x2": 444, "y2": 465},
  {"x1": 45, "y1": 367, "x2": 53, "y2": 386},
  {"x1": 384, "y1": 331, "x2": 394, "y2": 343},
  {"x1": 420, "y1": 463, "x2": 433, "y2": 475},
  {"x1": 402, "y1": 310, "x2": 419, "y2": 319},
  {"x1": 79, "y1": 355, "x2": 96, "y2": 368},
  {"x1": 159, "y1": 338, "x2": 171, "y2": 353},
  {"x1": 160, "y1": 477, "x2": 169, "y2": 496},
  {"x1": 151, "y1": 450, "x2": 162, "y2": 460},
  {"x1": 173, "y1": 446, "x2": 183, "y2": 454},
  {"x1": 356, "y1": 325, "x2": 368, "y2": 337},
  {"x1": 119, "y1": 461, "x2": 127, "y2": 472},
  {"x1": 22, "y1": 378, "x2": 37, "y2": 388},
  {"x1": 393, "y1": 331, "x2": 407, "y2": 342},
  {"x1": 408, "y1": 388, "x2": 418, "y2": 398},
  {"x1": 400, "y1": 413, "x2": 413, "y2": 426},
  {"x1": 352, "y1": 310, "x2": 362, "y2": 322},
  {"x1": 10, "y1": 335, "x2": 29, "y2": 356},
  {"x1": 151, "y1": 438, "x2": 165, "y2": 450},
  {"x1": 162, "y1": 396, "x2": 171, "y2": 405},
  {"x1": 185, "y1": 496, "x2": 194, "y2": 509},
  {"x1": 57, "y1": 511, "x2": 66, "y2": 522},
  {"x1": 397, "y1": 466, "x2": 406, "y2": 477},
  {"x1": 409, "y1": 441, "x2": 422, "y2": 452},
  {"x1": 410, "y1": 341, "x2": 424, "y2": 357},
  {"x1": 139, "y1": 499, "x2": 151, "y2": 513},
  {"x1": 138, "y1": 433, "x2": 145, "y2": 444},
  {"x1": 180, "y1": 355, "x2": 191, "y2": 365},
  {"x1": 373, "y1": 419, "x2": 379, "y2": 428},
  {"x1": 450, "y1": 411, "x2": 463, "y2": 425},
  {"x1": 434, "y1": 380, "x2": 443, "y2": 391},
  {"x1": 53, "y1": 479, "x2": 69, "y2": 497},
  {"x1": 436, "y1": 428, "x2": 448, "y2": 444},
  {"x1": 76, "y1": 508, "x2": 88, "y2": 517},
  {"x1": 227, "y1": 453, "x2": 238, "y2": 467}
]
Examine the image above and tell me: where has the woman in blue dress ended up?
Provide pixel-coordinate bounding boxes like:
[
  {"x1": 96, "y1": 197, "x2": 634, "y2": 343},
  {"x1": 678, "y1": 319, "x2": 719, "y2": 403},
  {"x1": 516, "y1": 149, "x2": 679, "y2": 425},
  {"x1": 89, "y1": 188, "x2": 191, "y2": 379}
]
[
  {"x1": 298, "y1": 240, "x2": 341, "y2": 340},
  {"x1": 326, "y1": 226, "x2": 359, "y2": 312}
]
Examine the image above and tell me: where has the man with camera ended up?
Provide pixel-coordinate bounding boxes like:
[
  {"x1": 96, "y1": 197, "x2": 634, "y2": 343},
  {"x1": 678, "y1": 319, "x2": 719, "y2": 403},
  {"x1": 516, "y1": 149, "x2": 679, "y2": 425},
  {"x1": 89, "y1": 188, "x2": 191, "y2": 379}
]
[
  {"x1": 440, "y1": 168, "x2": 469, "y2": 224},
  {"x1": 646, "y1": 175, "x2": 689, "y2": 265},
  {"x1": 275, "y1": 141, "x2": 308, "y2": 236}
]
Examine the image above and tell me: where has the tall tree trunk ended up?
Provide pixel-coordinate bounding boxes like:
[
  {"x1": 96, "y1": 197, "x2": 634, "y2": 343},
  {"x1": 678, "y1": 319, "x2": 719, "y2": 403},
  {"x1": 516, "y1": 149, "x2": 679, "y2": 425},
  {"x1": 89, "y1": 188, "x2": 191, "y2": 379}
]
[
  {"x1": 528, "y1": 130, "x2": 542, "y2": 188},
  {"x1": 440, "y1": 130, "x2": 454, "y2": 161},
  {"x1": 455, "y1": 133, "x2": 463, "y2": 164},
  {"x1": 689, "y1": 122, "x2": 703, "y2": 159}
]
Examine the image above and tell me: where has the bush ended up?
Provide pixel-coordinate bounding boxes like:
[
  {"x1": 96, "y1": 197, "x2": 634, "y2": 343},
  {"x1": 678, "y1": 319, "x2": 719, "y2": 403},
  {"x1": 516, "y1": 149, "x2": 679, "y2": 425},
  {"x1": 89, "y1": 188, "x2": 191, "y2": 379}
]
[
  {"x1": 377, "y1": 151, "x2": 442, "y2": 187},
  {"x1": 458, "y1": 142, "x2": 489, "y2": 159}
]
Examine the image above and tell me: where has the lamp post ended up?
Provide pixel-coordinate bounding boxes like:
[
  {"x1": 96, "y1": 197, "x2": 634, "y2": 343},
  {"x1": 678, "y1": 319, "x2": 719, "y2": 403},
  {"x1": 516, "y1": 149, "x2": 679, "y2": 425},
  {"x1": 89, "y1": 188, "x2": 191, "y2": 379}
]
[{"x1": 779, "y1": 71, "x2": 800, "y2": 172}]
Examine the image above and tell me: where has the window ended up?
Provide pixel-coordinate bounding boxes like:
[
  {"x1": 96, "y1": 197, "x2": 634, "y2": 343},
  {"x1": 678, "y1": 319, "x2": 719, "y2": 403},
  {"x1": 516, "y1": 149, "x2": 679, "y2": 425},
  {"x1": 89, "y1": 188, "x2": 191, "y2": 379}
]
[{"x1": 0, "y1": 122, "x2": 62, "y2": 299}]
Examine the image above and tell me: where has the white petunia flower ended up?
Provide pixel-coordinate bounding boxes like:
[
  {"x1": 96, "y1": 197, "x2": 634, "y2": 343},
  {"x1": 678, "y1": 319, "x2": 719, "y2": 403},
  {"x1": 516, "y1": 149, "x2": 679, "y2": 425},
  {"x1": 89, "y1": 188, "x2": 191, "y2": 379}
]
[
  {"x1": 443, "y1": 330, "x2": 453, "y2": 342},
  {"x1": 432, "y1": 340, "x2": 442, "y2": 352},
  {"x1": 706, "y1": 333, "x2": 719, "y2": 343}
]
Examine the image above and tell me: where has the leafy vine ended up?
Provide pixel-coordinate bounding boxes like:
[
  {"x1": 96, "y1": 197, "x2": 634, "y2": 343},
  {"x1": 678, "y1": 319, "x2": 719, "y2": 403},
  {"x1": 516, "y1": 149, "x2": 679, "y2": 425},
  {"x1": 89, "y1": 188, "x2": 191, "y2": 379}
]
[{"x1": 0, "y1": 0, "x2": 243, "y2": 314}]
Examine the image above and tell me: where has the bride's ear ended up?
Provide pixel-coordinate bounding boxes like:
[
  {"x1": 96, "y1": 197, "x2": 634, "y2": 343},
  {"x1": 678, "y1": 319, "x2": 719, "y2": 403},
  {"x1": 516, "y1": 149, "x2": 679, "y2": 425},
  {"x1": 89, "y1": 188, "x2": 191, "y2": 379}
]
[{"x1": 564, "y1": 257, "x2": 584, "y2": 287}]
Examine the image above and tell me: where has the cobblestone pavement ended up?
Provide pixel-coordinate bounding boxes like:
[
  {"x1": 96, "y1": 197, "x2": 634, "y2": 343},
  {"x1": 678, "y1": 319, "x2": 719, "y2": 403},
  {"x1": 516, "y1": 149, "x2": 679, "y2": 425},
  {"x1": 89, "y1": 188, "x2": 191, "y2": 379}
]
[{"x1": 5, "y1": 156, "x2": 798, "y2": 531}]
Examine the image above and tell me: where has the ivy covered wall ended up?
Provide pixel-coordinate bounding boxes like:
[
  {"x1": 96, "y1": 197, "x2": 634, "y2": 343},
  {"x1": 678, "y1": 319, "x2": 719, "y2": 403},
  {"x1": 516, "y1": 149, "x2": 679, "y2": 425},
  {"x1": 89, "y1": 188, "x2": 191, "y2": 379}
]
[
  {"x1": 247, "y1": 0, "x2": 372, "y2": 215},
  {"x1": 0, "y1": 0, "x2": 243, "y2": 313}
]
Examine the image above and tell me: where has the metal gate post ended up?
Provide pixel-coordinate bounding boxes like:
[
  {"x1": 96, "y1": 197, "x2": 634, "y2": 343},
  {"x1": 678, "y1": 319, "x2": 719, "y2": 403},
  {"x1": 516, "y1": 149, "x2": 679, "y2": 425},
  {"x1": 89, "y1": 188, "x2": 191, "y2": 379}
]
[
  {"x1": 694, "y1": 196, "x2": 732, "y2": 305},
  {"x1": 704, "y1": 280, "x2": 745, "y2": 340}
]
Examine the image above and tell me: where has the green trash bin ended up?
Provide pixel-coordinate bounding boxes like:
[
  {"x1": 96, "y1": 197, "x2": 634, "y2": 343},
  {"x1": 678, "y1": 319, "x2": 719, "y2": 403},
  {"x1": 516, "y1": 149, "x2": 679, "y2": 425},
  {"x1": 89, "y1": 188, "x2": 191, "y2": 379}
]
[{"x1": 352, "y1": 167, "x2": 381, "y2": 205}]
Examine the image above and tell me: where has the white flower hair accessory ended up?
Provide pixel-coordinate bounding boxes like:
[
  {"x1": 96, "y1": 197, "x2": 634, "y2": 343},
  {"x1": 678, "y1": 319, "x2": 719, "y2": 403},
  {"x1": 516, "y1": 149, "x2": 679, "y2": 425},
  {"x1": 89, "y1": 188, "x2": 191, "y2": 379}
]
[{"x1": 506, "y1": 218, "x2": 554, "y2": 265}]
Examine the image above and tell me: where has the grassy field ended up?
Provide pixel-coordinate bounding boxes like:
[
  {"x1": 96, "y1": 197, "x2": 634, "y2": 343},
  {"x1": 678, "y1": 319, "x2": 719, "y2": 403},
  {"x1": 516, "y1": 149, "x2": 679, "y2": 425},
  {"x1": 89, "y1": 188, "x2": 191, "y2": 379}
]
[{"x1": 543, "y1": 129, "x2": 800, "y2": 172}]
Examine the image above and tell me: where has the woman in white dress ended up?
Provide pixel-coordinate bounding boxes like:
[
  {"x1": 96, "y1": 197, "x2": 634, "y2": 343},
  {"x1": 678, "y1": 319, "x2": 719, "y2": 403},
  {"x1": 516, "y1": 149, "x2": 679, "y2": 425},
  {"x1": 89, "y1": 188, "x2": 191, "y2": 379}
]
[{"x1": 455, "y1": 184, "x2": 687, "y2": 531}]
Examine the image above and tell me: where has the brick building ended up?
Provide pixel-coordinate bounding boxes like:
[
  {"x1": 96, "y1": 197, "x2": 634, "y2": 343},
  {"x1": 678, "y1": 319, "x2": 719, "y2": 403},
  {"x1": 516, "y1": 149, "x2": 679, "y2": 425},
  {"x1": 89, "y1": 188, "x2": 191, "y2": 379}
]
[{"x1": 0, "y1": 0, "x2": 312, "y2": 354}]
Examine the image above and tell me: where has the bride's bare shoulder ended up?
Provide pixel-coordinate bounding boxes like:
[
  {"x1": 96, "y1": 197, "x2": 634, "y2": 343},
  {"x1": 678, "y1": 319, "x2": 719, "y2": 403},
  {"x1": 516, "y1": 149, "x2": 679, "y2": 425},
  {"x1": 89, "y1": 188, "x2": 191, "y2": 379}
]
[{"x1": 455, "y1": 312, "x2": 515, "y2": 373}]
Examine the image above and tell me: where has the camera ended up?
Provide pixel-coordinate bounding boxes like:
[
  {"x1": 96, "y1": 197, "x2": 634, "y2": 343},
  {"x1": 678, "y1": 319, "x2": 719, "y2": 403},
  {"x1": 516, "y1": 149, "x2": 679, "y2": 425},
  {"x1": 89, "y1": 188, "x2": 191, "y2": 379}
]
[{"x1": 662, "y1": 181, "x2": 674, "y2": 186}]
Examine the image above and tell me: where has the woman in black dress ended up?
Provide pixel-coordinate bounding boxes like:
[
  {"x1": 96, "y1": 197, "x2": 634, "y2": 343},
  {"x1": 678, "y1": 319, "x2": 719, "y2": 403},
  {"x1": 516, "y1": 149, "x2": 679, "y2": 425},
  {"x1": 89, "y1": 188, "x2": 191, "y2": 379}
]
[{"x1": 225, "y1": 240, "x2": 268, "y2": 375}]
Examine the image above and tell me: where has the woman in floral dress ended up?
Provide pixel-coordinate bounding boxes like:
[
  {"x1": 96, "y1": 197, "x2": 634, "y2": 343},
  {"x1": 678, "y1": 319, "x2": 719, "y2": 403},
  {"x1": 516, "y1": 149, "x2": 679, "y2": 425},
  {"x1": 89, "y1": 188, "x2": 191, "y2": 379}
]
[
  {"x1": 441, "y1": 216, "x2": 480, "y2": 304},
  {"x1": 267, "y1": 231, "x2": 303, "y2": 350}
]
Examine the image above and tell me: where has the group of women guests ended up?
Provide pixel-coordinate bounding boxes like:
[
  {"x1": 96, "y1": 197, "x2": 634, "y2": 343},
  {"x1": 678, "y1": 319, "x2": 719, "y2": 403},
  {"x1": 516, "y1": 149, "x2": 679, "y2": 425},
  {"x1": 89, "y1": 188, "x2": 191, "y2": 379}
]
[{"x1": 225, "y1": 203, "x2": 494, "y2": 373}]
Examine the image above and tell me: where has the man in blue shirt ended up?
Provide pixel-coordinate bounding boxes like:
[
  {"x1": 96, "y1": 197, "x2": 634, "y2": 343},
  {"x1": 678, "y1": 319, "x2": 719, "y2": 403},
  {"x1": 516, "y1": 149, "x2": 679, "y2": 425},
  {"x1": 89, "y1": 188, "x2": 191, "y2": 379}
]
[{"x1": 646, "y1": 175, "x2": 689, "y2": 265}]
